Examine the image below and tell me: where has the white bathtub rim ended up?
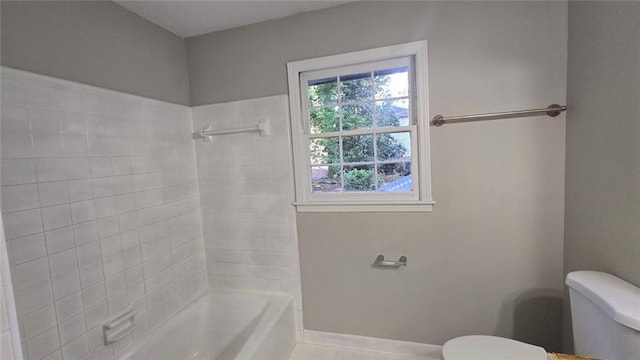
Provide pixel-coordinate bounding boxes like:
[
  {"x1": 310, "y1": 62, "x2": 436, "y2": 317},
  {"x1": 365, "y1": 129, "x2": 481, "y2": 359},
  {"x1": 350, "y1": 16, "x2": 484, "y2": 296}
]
[
  {"x1": 111, "y1": 287, "x2": 209, "y2": 359},
  {"x1": 112, "y1": 288, "x2": 293, "y2": 360},
  {"x1": 233, "y1": 291, "x2": 294, "y2": 359}
]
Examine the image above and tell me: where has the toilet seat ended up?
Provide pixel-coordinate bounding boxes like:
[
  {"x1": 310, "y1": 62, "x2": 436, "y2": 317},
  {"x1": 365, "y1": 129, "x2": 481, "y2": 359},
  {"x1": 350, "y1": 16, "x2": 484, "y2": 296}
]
[{"x1": 442, "y1": 335, "x2": 548, "y2": 360}]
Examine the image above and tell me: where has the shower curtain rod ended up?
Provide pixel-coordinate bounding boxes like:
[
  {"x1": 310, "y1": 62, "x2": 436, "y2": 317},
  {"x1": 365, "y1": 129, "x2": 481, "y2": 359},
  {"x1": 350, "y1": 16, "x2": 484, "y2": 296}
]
[{"x1": 431, "y1": 104, "x2": 567, "y2": 127}]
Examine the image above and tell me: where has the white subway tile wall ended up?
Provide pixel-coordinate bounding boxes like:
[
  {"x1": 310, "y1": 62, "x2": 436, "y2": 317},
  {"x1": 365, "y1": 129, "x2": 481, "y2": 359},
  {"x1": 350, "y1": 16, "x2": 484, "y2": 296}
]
[
  {"x1": 191, "y1": 95, "x2": 304, "y2": 338},
  {"x1": 1, "y1": 68, "x2": 207, "y2": 360},
  {"x1": 2, "y1": 218, "x2": 25, "y2": 360}
]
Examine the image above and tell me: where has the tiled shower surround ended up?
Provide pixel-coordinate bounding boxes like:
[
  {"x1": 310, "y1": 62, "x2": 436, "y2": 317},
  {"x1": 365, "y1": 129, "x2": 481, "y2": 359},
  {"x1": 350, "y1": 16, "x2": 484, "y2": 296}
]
[
  {"x1": 192, "y1": 96, "x2": 303, "y2": 337},
  {"x1": 2, "y1": 216, "x2": 23, "y2": 359},
  {"x1": 1, "y1": 68, "x2": 207, "y2": 360}
]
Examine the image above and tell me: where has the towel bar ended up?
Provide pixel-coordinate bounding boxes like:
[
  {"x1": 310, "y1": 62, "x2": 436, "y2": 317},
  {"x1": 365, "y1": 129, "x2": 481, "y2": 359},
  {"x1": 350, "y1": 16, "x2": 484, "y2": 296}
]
[{"x1": 375, "y1": 254, "x2": 407, "y2": 267}]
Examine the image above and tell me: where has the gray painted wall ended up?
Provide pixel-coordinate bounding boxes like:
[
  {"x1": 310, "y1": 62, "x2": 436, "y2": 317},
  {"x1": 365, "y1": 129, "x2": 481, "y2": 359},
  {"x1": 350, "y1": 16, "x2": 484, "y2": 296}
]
[
  {"x1": 188, "y1": 2, "x2": 568, "y2": 349},
  {"x1": 0, "y1": 0, "x2": 577, "y2": 350},
  {"x1": 565, "y1": 0, "x2": 640, "y2": 288},
  {"x1": 1, "y1": 1, "x2": 190, "y2": 105},
  {"x1": 187, "y1": 1, "x2": 564, "y2": 106},
  {"x1": 564, "y1": 1, "x2": 640, "y2": 350}
]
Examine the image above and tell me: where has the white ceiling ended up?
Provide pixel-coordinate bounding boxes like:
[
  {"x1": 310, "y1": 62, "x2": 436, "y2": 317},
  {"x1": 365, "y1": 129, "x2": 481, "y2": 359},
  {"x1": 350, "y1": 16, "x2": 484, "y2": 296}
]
[{"x1": 114, "y1": 0, "x2": 353, "y2": 38}]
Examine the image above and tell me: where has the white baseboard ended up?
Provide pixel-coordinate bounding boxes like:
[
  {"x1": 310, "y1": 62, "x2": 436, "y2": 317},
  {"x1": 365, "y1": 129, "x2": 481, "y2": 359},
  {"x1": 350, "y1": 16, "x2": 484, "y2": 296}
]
[{"x1": 303, "y1": 329, "x2": 443, "y2": 359}]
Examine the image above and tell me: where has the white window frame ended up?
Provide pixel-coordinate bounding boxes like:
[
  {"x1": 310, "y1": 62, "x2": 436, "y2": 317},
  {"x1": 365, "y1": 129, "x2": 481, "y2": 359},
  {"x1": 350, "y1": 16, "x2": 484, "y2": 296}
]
[{"x1": 287, "y1": 41, "x2": 434, "y2": 212}]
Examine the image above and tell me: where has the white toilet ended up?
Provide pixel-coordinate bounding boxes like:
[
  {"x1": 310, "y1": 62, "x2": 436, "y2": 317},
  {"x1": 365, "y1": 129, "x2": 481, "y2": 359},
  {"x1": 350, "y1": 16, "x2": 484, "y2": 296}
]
[{"x1": 442, "y1": 271, "x2": 640, "y2": 360}]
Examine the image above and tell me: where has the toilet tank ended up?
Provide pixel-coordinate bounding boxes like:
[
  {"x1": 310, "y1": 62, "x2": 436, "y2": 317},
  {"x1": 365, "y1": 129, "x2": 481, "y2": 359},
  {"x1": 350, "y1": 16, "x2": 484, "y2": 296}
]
[{"x1": 566, "y1": 271, "x2": 640, "y2": 360}]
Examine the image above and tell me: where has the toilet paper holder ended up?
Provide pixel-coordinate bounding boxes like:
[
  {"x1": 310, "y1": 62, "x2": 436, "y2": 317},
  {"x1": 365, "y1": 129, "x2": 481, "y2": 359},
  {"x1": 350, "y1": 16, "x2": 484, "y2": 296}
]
[{"x1": 375, "y1": 254, "x2": 407, "y2": 267}]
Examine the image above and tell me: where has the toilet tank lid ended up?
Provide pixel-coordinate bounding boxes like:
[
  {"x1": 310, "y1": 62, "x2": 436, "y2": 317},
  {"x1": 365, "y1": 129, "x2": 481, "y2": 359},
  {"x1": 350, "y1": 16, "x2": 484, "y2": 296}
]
[{"x1": 566, "y1": 271, "x2": 640, "y2": 331}]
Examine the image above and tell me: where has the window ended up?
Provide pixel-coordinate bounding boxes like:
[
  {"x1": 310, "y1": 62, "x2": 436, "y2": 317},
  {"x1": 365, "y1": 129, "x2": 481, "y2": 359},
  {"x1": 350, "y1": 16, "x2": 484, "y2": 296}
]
[{"x1": 287, "y1": 41, "x2": 433, "y2": 212}]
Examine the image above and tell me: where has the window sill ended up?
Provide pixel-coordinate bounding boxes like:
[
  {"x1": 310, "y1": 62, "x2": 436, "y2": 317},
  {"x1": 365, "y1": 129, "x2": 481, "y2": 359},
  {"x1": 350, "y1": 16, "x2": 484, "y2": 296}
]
[{"x1": 293, "y1": 201, "x2": 435, "y2": 213}]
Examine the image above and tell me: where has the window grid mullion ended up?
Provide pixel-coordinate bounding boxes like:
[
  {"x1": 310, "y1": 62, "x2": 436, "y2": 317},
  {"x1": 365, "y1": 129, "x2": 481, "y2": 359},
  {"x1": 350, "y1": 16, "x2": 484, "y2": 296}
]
[
  {"x1": 309, "y1": 126, "x2": 413, "y2": 139},
  {"x1": 377, "y1": 159, "x2": 412, "y2": 165},
  {"x1": 370, "y1": 71, "x2": 381, "y2": 191},
  {"x1": 337, "y1": 74, "x2": 345, "y2": 191},
  {"x1": 316, "y1": 161, "x2": 374, "y2": 167},
  {"x1": 312, "y1": 159, "x2": 411, "y2": 167},
  {"x1": 309, "y1": 95, "x2": 410, "y2": 111},
  {"x1": 337, "y1": 74, "x2": 343, "y2": 132},
  {"x1": 339, "y1": 136, "x2": 344, "y2": 191}
]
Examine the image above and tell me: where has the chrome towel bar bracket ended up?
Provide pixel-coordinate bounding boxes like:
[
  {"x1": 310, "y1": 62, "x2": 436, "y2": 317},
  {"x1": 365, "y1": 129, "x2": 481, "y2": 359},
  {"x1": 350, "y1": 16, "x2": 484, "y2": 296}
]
[{"x1": 375, "y1": 254, "x2": 407, "y2": 267}]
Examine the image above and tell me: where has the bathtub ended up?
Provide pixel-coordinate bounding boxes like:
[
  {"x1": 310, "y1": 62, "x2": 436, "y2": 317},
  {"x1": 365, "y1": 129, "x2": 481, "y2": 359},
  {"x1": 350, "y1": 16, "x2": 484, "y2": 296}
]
[{"x1": 116, "y1": 290, "x2": 296, "y2": 360}]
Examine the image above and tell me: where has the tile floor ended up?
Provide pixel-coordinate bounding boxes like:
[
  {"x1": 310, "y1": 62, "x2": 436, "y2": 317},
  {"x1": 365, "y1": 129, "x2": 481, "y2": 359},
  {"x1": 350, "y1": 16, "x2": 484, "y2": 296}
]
[{"x1": 290, "y1": 343, "x2": 435, "y2": 360}]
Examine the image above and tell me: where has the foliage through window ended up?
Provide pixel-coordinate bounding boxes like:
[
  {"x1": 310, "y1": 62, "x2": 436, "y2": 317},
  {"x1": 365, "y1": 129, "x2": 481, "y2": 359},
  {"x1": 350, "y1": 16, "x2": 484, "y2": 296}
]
[
  {"x1": 305, "y1": 61, "x2": 413, "y2": 193},
  {"x1": 287, "y1": 42, "x2": 433, "y2": 211}
]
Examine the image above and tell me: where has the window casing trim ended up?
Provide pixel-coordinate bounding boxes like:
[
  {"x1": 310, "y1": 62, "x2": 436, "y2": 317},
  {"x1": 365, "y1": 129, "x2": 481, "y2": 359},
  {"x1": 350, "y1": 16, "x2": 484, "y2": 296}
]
[{"x1": 287, "y1": 41, "x2": 434, "y2": 212}]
